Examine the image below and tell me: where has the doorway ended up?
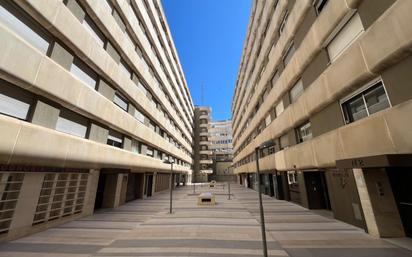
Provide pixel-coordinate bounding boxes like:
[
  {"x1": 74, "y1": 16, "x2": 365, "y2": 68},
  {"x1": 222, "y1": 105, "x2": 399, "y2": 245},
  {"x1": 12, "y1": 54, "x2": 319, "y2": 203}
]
[
  {"x1": 387, "y1": 168, "x2": 412, "y2": 238},
  {"x1": 126, "y1": 173, "x2": 144, "y2": 202},
  {"x1": 304, "y1": 171, "x2": 331, "y2": 210},
  {"x1": 94, "y1": 173, "x2": 107, "y2": 209},
  {"x1": 144, "y1": 174, "x2": 153, "y2": 197}
]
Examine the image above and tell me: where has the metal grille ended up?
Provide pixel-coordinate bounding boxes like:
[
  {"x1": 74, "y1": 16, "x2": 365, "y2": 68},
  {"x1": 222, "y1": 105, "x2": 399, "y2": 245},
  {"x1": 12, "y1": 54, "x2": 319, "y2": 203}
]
[
  {"x1": 33, "y1": 173, "x2": 88, "y2": 225},
  {"x1": 0, "y1": 173, "x2": 24, "y2": 234}
]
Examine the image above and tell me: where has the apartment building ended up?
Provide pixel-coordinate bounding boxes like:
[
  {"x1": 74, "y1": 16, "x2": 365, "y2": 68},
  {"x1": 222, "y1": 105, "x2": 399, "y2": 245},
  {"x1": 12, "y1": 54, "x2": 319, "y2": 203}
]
[
  {"x1": 231, "y1": 0, "x2": 412, "y2": 238},
  {"x1": 193, "y1": 106, "x2": 212, "y2": 182},
  {"x1": 208, "y1": 120, "x2": 235, "y2": 182},
  {"x1": 0, "y1": 0, "x2": 194, "y2": 240}
]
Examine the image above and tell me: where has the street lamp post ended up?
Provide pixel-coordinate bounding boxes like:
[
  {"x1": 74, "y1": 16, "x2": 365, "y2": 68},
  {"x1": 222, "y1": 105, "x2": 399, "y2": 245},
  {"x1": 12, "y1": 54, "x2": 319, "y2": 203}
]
[
  {"x1": 164, "y1": 158, "x2": 174, "y2": 214},
  {"x1": 255, "y1": 139, "x2": 275, "y2": 257}
]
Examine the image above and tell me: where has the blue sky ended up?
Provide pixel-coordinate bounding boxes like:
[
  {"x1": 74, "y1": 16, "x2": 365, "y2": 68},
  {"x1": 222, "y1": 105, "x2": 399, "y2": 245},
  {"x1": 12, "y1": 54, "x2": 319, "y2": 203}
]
[{"x1": 161, "y1": 0, "x2": 251, "y2": 120}]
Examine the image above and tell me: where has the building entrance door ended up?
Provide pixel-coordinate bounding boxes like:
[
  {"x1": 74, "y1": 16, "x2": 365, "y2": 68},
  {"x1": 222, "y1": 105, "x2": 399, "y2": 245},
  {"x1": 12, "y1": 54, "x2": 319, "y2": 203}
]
[
  {"x1": 387, "y1": 168, "x2": 412, "y2": 237},
  {"x1": 304, "y1": 171, "x2": 331, "y2": 210}
]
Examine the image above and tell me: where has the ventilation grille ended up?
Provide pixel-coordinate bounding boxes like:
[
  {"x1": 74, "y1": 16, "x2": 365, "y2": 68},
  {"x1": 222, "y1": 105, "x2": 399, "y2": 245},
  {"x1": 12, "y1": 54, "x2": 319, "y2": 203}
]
[
  {"x1": 0, "y1": 173, "x2": 24, "y2": 234},
  {"x1": 33, "y1": 173, "x2": 88, "y2": 225}
]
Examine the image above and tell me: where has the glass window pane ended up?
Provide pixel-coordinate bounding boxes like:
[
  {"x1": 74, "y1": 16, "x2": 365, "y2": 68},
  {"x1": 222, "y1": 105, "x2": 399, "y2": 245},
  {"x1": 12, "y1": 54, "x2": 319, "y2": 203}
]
[
  {"x1": 275, "y1": 101, "x2": 284, "y2": 116},
  {"x1": 0, "y1": 4, "x2": 49, "y2": 54},
  {"x1": 345, "y1": 95, "x2": 367, "y2": 122},
  {"x1": 56, "y1": 116, "x2": 87, "y2": 138},
  {"x1": 70, "y1": 59, "x2": 97, "y2": 89},
  {"x1": 82, "y1": 16, "x2": 104, "y2": 47},
  {"x1": 290, "y1": 79, "x2": 304, "y2": 103},
  {"x1": 113, "y1": 93, "x2": 128, "y2": 111},
  {"x1": 0, "y1": 92, "x2": 31, "y2": 120},
  {"x1": 364, "y1": 83, "x2": 390, "y2": 115},
  {"x1": 297, "y1": 122, "x2": 312, "y2": 143},
  {"x1": 134, "y1": 109, "x2": 145, "y2": 123}
]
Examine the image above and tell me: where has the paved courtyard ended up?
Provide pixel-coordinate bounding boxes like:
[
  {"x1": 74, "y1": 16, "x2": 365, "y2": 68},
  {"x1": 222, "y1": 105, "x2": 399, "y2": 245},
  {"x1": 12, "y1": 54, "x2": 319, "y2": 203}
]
[{"x1": 0, "y1": 184, "x2": 411, "y2": 257}]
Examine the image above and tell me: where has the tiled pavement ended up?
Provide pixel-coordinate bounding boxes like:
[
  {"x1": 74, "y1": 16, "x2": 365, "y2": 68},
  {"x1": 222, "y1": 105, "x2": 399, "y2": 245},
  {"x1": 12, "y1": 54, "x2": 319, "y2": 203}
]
[{"x1": 0, "y1": 184, "x2": 411, "y2": 257}]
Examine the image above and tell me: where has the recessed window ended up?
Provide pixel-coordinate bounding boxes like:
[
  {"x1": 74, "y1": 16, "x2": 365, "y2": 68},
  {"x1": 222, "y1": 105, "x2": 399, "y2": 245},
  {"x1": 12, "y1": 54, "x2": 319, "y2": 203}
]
[
  {"x1": 83, "y1": 16, "x2": 105, "y2": 47},
  {"x1": 146, "y1": 147, "x2": 154, "y2": 157},
  {"x1": 296, "y1": 121, "x2": 312, "y2": 143},
  {"x1": 283, "y1": 42, "x2": 295, "y2": 66},
  {"x1": 107, "y1": 130, "x2": 123, "y2": 148},
  {"x1": 120, "y1": 60, "x2": 132, "y2": 79},
  {"x1": 271, "y1": 70, "x2": 280, "y2": 87},
  {"x1": 134, "y1": 108, "x2": 145, "y2": 123},
  {"x1": 70, "y1": 58, "x2": 97, "y2": 89},
  {"x1": 131, "y1": 139, "x2": 141, "y2": 154},
  {"x1": 327, "y1": 12, "x2": 364, "y2": 63},
  {"x1": 56, "y1": 109, "x2": 88, "y2": 138},
  {"x1": 289, "y1": 79, "x2": 304, "y2": 103},
  {"x1": 275, "y1": 100, "x2": 284, "y2": 116},
  {"x1": 314, "y1": 0, "x2": 328, "y2": 15},
  {"x1": 279, "y1": 11, "x2": 289, "y2": 35},
  {"x1": 265, "y1": 114, "x2": 271, "y2": 127},
  {"x1": 280, "y1": 134, "x2": 289, "y2": 150},
  {"x1": 0, "y1": 80, "x2": 33, "y2": 120},
  {"x1": 341, "y1": 80, "x2": 390, "y2": 124},
  {"x1": 0, "y1": 2, "x2": 50, "y2": 54},
  {"x1": 113, "y1": 92, "x2": 128, "y2": 111}
]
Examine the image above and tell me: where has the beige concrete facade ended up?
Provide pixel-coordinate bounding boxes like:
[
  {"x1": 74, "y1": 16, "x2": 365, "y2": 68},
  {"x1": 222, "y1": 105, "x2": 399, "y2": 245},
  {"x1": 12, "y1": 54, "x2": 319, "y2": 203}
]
[
  {"x1": 0, "y1": 0, "x2": 193, "y2": 240},
  {"x1": 193, "y1": 106, "x2": 212, "y2": 182},
  {"x1": 232, "y1": 0, "x2": 412, "y2": 238}
]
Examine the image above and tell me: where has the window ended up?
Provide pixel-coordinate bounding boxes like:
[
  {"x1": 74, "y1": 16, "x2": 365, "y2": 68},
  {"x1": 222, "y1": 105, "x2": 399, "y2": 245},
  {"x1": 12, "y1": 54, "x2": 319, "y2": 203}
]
[
  {"x1": 279, "y1": 11, "x2": 289, "y2": 34},
  {"x1": 327, "y1": 12, "x2": 364, "y2": 63},
  {"x1": 265, "y1": 114, "x2": 272, "y2": 127},
  {"x1": 131, "y1": 140, "x2": 141, "y2": 154},
  {"x1": 289, "y1": 79, "x2": 304, "y2": 103},
  {"x1": 296, "y1": 121, "x2": 312, "y2": 143},
  {"x1": 283, "y1": 42, "x2": 295, "y2": 66},
  {"x1": 271, "y1": 70, "x2": 280, "y2": 87},
  {"x1": 146, "y1": 147, "x2": 154, "y2": 157},
  {"x1": 0, "y1": 81, "x2": 33, "y2": 120},
  {"x1": 107, "y1": 130, "x2": 123, "y2": 148},
  {"x1": 0, "y1": 2, "x2": 50, "y2": 54},
  {"x1": 120, "y1": 60, "x2": 132, "y2": 79},
  {"x1": 113, "y1": 92, "x2": 128, "y2": 111},
  {"x1": 275, "y1": 100, "x2": 284, "y2": 116},
  {"x1": 280, "y1": 134, "x2": 289, "y2": 150},
  {"x1": 314, "y1": 0, "x2": 328, "y2": 14},
  {"x1": 56, "y1": 109, "x2": 88, "y2": 138},
  {"x1": 134, "y1": 108, "x2": 145, "y2": 123},
  {"x1": 341, "y1": 80, "x2": 390, "y2": 124},
  {"x1": 70, "y1": 59, "x2": 97, "y2": 89},
  {"x1": 83, "y1": 16, "x2": 105, "y2": 47}
]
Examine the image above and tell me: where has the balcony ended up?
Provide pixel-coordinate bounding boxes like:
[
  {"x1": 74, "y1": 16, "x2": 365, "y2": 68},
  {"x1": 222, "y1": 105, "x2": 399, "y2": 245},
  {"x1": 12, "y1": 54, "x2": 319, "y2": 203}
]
[
  {"x1": 199, "y1": 132, "x2": 209, "y2": 137},
  {"x1": 199, "y1": 123, "x2": 208, "y2": 128},
  {"x1": 199, "y1": 114, "x2": 210, "y2": 120},
  {"x1": 200, "y1": 169, "x2": 213, "y2": 174},
  {"x1": 200, "y1": 159, "x2": 213, "y2": 164},
  {"x1": 200, "y1": 150, "x2": 212, "y2": 155}
]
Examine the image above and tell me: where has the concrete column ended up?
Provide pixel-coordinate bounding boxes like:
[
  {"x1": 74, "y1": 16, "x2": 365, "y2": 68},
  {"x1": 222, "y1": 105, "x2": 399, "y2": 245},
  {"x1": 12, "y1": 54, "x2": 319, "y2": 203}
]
[
  {"x1": 31, "y1": 100, "x2": 60, "y2": 129},
  {"x1": 65, "y1": 0, "x2": 86, "y2": 22},
  {"x1": 97, "y1": 80, "x2": 115, "y2": 101},
  {"x1": 123, "y1": 137, "x2": 132, "y2": 151},
  {"x1": 9, "y1": 173, "x2": 44, "y2": 239},
  {"x1": 82, "y1": 169, "x2": 99, "y2": 216},
  {"x1": 102, "y1": 174, "x2": 123, "y2": 208},
  {"x1": 88, "y1": 123, "x2": 109, "y2": 143},
  {"x1": 353, "y1": 168, "x2": 404, "y2": 237},
  {"x1": 297, "y1": 171, "x2": 309, "y2": 208},
  {"x1": 119, "y1": 174, "x2": 128, "y2": 205},
  {"x1": 50, "y1": 42, "x2": 74, "y2": 70},
  {"x1": 152, "y1": 172, "x2": 157, "y2": 195}
]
